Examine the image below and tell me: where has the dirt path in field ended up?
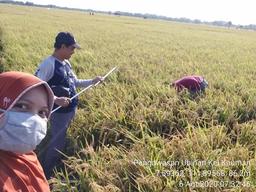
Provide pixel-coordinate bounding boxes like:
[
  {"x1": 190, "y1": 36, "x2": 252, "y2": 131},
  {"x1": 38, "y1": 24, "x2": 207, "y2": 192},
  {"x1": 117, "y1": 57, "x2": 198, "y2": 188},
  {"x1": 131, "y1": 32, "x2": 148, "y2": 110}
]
[{"x1": 0, "y1": 28, "x2": 4, "y2": 72}]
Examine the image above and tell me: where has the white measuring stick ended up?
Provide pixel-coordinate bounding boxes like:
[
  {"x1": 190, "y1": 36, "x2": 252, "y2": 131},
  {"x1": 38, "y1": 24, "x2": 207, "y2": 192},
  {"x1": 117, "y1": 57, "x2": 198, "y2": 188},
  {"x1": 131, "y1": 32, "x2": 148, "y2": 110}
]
[{"x1": 51, "y1": 66, "x2": 117, "y2": 114}]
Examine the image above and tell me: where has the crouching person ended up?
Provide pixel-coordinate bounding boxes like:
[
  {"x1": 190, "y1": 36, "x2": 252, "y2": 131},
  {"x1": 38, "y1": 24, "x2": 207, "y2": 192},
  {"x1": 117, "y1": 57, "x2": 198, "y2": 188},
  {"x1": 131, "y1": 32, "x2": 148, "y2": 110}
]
[{"x1": 171, "y1": 75, "x2": 208, "y2": 95}]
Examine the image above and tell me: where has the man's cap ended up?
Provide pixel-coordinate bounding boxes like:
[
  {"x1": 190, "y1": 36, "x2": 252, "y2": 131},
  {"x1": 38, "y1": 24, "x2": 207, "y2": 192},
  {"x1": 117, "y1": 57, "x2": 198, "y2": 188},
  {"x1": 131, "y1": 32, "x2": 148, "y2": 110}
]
[
  {"x1": 0, "y1": 71, "x2": 54, "y2": 118},
  {"x1": 55, "y1": 32, "x2": 81, "y2": 49}
]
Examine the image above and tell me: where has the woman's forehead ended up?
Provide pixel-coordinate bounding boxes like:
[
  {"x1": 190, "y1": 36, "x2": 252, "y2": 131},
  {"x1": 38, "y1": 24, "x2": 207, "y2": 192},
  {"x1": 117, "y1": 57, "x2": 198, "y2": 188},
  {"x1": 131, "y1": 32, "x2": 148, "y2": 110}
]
[{"x1": 19, "y1": 86, "x2": 49, "y2": 107}]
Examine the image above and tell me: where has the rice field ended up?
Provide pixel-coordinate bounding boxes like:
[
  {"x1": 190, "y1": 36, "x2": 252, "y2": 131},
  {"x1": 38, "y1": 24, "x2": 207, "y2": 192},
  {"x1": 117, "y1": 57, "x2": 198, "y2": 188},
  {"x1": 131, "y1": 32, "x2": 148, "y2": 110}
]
[{"x1": 1, "y1": 4, "x2": 256, "y2": 191}]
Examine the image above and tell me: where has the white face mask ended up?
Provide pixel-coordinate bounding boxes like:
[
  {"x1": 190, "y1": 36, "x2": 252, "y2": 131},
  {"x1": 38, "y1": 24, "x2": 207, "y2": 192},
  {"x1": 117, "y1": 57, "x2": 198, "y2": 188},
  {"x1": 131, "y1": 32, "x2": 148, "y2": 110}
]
[{"x1": 0, "y1": 109, "x2": 47, "y2": 154}]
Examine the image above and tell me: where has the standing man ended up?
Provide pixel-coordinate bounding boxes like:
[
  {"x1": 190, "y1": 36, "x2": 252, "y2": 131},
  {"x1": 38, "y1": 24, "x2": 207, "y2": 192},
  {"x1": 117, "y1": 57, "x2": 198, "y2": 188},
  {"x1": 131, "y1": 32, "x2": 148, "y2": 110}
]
[{"x1": 35, "y1": 32, "x2": 103, "y2": 179}]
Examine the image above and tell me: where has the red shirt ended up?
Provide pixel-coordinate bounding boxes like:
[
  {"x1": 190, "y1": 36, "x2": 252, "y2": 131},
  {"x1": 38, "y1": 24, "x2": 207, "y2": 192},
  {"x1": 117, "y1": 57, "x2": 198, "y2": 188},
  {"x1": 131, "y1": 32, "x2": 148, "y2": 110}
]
[
  {"x1": 0, "y1": 150, "x2": 50, "y2": 192},
  {"x1": 173, "y1": 75, "x2": 203, "y2": 92}
]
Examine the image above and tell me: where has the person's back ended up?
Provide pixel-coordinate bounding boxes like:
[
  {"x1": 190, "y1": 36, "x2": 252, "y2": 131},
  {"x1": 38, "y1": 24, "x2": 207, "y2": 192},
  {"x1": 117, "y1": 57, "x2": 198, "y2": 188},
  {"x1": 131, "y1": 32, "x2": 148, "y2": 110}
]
[{"x1": 171, "y1": 75, "x2": 208, "y2": 94}]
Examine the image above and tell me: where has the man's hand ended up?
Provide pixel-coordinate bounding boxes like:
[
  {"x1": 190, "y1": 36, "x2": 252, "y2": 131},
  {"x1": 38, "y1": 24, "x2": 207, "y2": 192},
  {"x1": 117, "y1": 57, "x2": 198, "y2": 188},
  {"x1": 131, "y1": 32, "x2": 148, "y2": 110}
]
[
  {"x1": 54, "y1": 97, "x2": 71, "y2": 107},
  {"x1": 92, "y1": 76, "x2": 104, "y2": 84}
]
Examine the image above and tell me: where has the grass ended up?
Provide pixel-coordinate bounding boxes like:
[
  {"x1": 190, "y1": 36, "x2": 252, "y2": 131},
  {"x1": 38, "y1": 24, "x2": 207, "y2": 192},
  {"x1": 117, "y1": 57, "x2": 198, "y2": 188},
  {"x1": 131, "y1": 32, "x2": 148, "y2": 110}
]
[{"x1": 1, "y1": 3, "x2": 256, "y2": 191}]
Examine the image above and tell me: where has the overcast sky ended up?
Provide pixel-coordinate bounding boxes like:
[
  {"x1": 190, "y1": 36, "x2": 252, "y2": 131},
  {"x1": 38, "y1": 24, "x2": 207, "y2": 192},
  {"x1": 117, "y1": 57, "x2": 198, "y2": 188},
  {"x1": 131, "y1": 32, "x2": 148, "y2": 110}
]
[{"x1": 21, "y1": 0, "x2": 255, "y2": 25}]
